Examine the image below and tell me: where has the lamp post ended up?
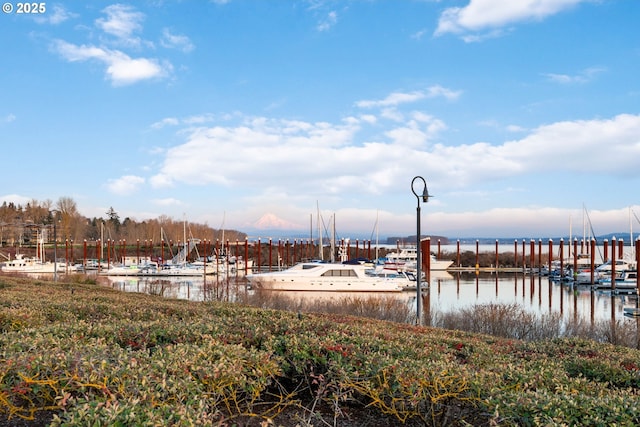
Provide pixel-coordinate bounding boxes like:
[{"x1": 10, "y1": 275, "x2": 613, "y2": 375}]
[
  {"x1": 50, "y1": 210, "x2": 61, "y2": 282},
  {"x1": 411, "y1": 176, "x2": 431, "y2": 326},
  {"x1": 53, "y1": 220, "x2": 58, "y2": 282}
]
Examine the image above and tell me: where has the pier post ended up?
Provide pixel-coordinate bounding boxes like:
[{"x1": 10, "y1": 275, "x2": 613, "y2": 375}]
[
  {"x1": 514, "y1": 240, "x2": 518, "y2": 269},
  {"x1": 611, "y1": 237, "x2": 617, "y2": 291},
  {"x1": 530, "y1": 239, "x2": 535, "y2": 272},
  {"x1": 618, "y1": 238, "x2": 624, "y2": 260},
  {"x1": 559, "y1": 239, "x2": 564, "y2": 279},
  {"x1": 495, "y1": 240, "x2": 499, "y2": 271},
  {"x1": 636, "y1": 238, "x2": 640, "y2": 293},
  {"x1": 604, "y1": 239, "x2": 609, "y2": 263},
  {"x1": 548, "y1": 239, "x2": 553, "y2": 275},
  {"x1": 475, "y1": 240, "x2": 479, "y2": 270},
  {"x1": 214, "y1": 239, "x2": 219, "y2": 272},
  {"x1": 573, "y1": 238, "x2": 578, "y2": 273},
  {"x1": 590, "y1": 238, "x2": 596, "y2": 285},
  {"x1": 245, "y1": 238, "x2": 249, "y2": 275},
  {"x1": 257, "y1": 239, "x2": 261, "y2": 272},
  {"x1": 457, "y1": 240, "x2": 461, "y2": 267},
  {"x1": 284, "y1": 239, "x2": 291, "y2": 267},
  {"x1": 538, "y1": 239, "x2": 542, "y2": 273}
]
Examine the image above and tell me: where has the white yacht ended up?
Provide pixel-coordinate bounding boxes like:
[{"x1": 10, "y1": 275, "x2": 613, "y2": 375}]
[
  {"x1": 382, "y1": 246, "x2": 453, "y2": 272},
  {"x1": 594, "y1": 270, "x2": 638, "y2": 291},
  {"x1": 247, "y1": 262, "x2": 417, "y2": 292},
  {"x1": 1, "y1": 254, "x2": 67, "y2": 274}
]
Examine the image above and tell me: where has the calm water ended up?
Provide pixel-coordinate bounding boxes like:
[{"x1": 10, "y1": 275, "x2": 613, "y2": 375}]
[{"x1": 100, "y1": 272, "x2": 639, "y2": 325}]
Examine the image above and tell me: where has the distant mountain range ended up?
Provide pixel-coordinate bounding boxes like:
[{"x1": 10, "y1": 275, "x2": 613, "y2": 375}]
[
  {"x1": 451, "y1": 233, "x2": 637, "y2": 245},
  {"x1": 247, "y1": 213, "x2": 637, "y2": 244},
  {"x1": 243, "y1": 229, "x2": 637, "y2": 246}
]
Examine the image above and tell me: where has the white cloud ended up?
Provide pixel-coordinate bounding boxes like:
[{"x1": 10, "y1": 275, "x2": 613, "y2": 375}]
[
  {"x1": 96, "y1": 111, "x2": 640, "y2": 236},
  {"x1": 149, "y1": 174, "x2": 175, "y2": 189},
  {"x1": 506, "y1": 124, "x2": 527, "y2": 133},
  {"x1": 105, "y1": 175, "x2": 145, "y2": 195},
  {"x1": 161, "y1": 29, "x2": 195, "y2": 53},
  {"x1": 359, "y1": 114, "x2": 377, "y2": 124},
  {"x1": 96, "y1": 4, "x2": 145, "y2": 46},
  {"x1": 501, "y1": 114, "x2": 640, "y2": 174},
  {"x1": 2, "y1": 114, "x2": 16, "y2": 123},
  {"x1": 356, "y1": 85, "x2": 461, "y2": 108},
  {"x1": 152, "y1": 198, "x2": 184, "y2": 207},
  {"x1": 0, "y1": 194, "x2": 32, "y2": 207},
  {"x1": 415, "y1": 113, "x2": 640, "y2": 189},
  {"x1": 435, "y1": 0, "x2": 587, "y2": 38},
  {"x1": 52, "y1": 40, "x2": 170, "y2": 86},
  {"x1": 426, "y1": 85, "x2": 463, "y2": 101},
  {"x1": 385, "y1": 124, "x2": 430, "y2": 148},
  {"x1": 317, "y1": 10, "x2": 338, "y2": 32},
  {"x1": 411, "y1": 29, "x2": 427, "y2": 40},
  {"x1": 151, "y1": 115, "x2": 217, "y2": 129},
  {"x1": 356, "y1": 91, "x2": 426, "y2": 108},
  {"x1": 183, "y1": 114, "x2": 216, "y2": 124},
  {"x1": 543, "y1": 67, "x2": 606, "y2": 84},
  {"x1": 151, "y1": 117, "x2": 180, "y2": 129},
  {"x1": 34, "y1": 5, "x2": 77, "y2": 25},
  {"x1": 152, "y1": 113, "x2": 640, "y2": 196}
]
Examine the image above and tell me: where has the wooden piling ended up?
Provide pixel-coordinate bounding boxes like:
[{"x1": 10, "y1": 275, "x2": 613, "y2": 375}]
[
  {"x1": 611, "y1": 237, "x2": 617, "y2": 291},
  {"x1": 590, "y1": 238, "x2": 596, "y2": 285}
]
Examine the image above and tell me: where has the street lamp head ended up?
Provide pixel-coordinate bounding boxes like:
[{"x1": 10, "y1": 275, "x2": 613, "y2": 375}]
[
  {"x1": 421, "y1": 185, "x2": 431, "y2": 203},
  {"x1": 411, "y1": 175, "x2": 433, "y2": 204}
]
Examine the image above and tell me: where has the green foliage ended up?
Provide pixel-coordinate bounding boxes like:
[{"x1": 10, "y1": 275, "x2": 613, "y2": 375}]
[{"x1": 1, "y1": 276, "x2": 640, "y2": 426}]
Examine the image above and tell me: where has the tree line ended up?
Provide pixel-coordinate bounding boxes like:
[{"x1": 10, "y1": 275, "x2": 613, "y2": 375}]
[{"x1": 0, "y1": 197, "x2": 246, "y2": 247}]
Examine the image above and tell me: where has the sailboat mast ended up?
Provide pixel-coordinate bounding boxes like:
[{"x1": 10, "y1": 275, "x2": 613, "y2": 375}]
[
  {"x1": 100, "y1": 221, "x2": 104, "y2": 260},
  {"x1": 568, "y1": 215, "x2": 572, "y2": 259},
  {"x1": 330, "y1": 213, "x2": 336, "y2": 263},
  {"x1": 375, "y1": 210, "x2": 380, "y2": 260},
  {"x1": 317, "y1": 201, "x2": 323, "y2": 260},
  {"x1": 630, "y1": 207, "x2": 633, "y2": 251},
  {"x1": 183, "y1": 216, "x2": 187, "y2": 263}
]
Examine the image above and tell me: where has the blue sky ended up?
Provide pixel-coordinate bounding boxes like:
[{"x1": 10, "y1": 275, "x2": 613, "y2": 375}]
[{"x1": 1, "y1": 0, "x2": 639, "y2": 239}]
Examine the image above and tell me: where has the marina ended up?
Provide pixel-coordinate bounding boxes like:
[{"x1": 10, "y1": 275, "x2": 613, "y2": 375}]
[{"x1": 98, "y1": 271, "x2": 640, "y2": 326}]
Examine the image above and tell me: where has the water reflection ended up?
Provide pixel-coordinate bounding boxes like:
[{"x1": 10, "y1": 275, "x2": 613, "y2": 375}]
[
  {"x1": 99, "y1": 272, "x2": 639, "y2": 324},
  {"x1": 102, "y1": 275, "x2": 249, "y2": 303},
  {"x1": 428, "y1": 272, "x2": 638, "y2": 324}
]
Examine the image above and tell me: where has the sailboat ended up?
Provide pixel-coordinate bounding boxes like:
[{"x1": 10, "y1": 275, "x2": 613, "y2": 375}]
[{"x1": 101, "y1": 220, "x2": 213, "y2": 277}]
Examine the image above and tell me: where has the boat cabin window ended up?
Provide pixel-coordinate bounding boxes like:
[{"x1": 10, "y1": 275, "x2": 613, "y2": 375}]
[{"x1": 321, "y1": 269, "x2": 358, "y2": 277}]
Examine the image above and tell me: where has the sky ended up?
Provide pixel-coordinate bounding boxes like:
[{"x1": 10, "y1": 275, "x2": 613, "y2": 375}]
[{"x1": 1, "y1": 0, "x2": 639, "y2": 240}]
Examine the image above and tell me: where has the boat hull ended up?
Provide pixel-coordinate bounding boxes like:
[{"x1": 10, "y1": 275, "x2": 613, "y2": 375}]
[{"x1": 248, "y1": 262, "x2": 414, "y2": 292}]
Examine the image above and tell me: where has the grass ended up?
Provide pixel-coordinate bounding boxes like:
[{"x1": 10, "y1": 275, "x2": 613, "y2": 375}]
[{"x1": 1, "y1": 275, "x2": 640, "y2": 426}]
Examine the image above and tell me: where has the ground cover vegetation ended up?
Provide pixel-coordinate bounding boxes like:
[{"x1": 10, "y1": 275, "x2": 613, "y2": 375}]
[
  {"x1": 1, "y1": 276, "x2": 640, "y2": 426},
  {"x1": 244, "y1": 288, "x2": 640, "y2": 348}
]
